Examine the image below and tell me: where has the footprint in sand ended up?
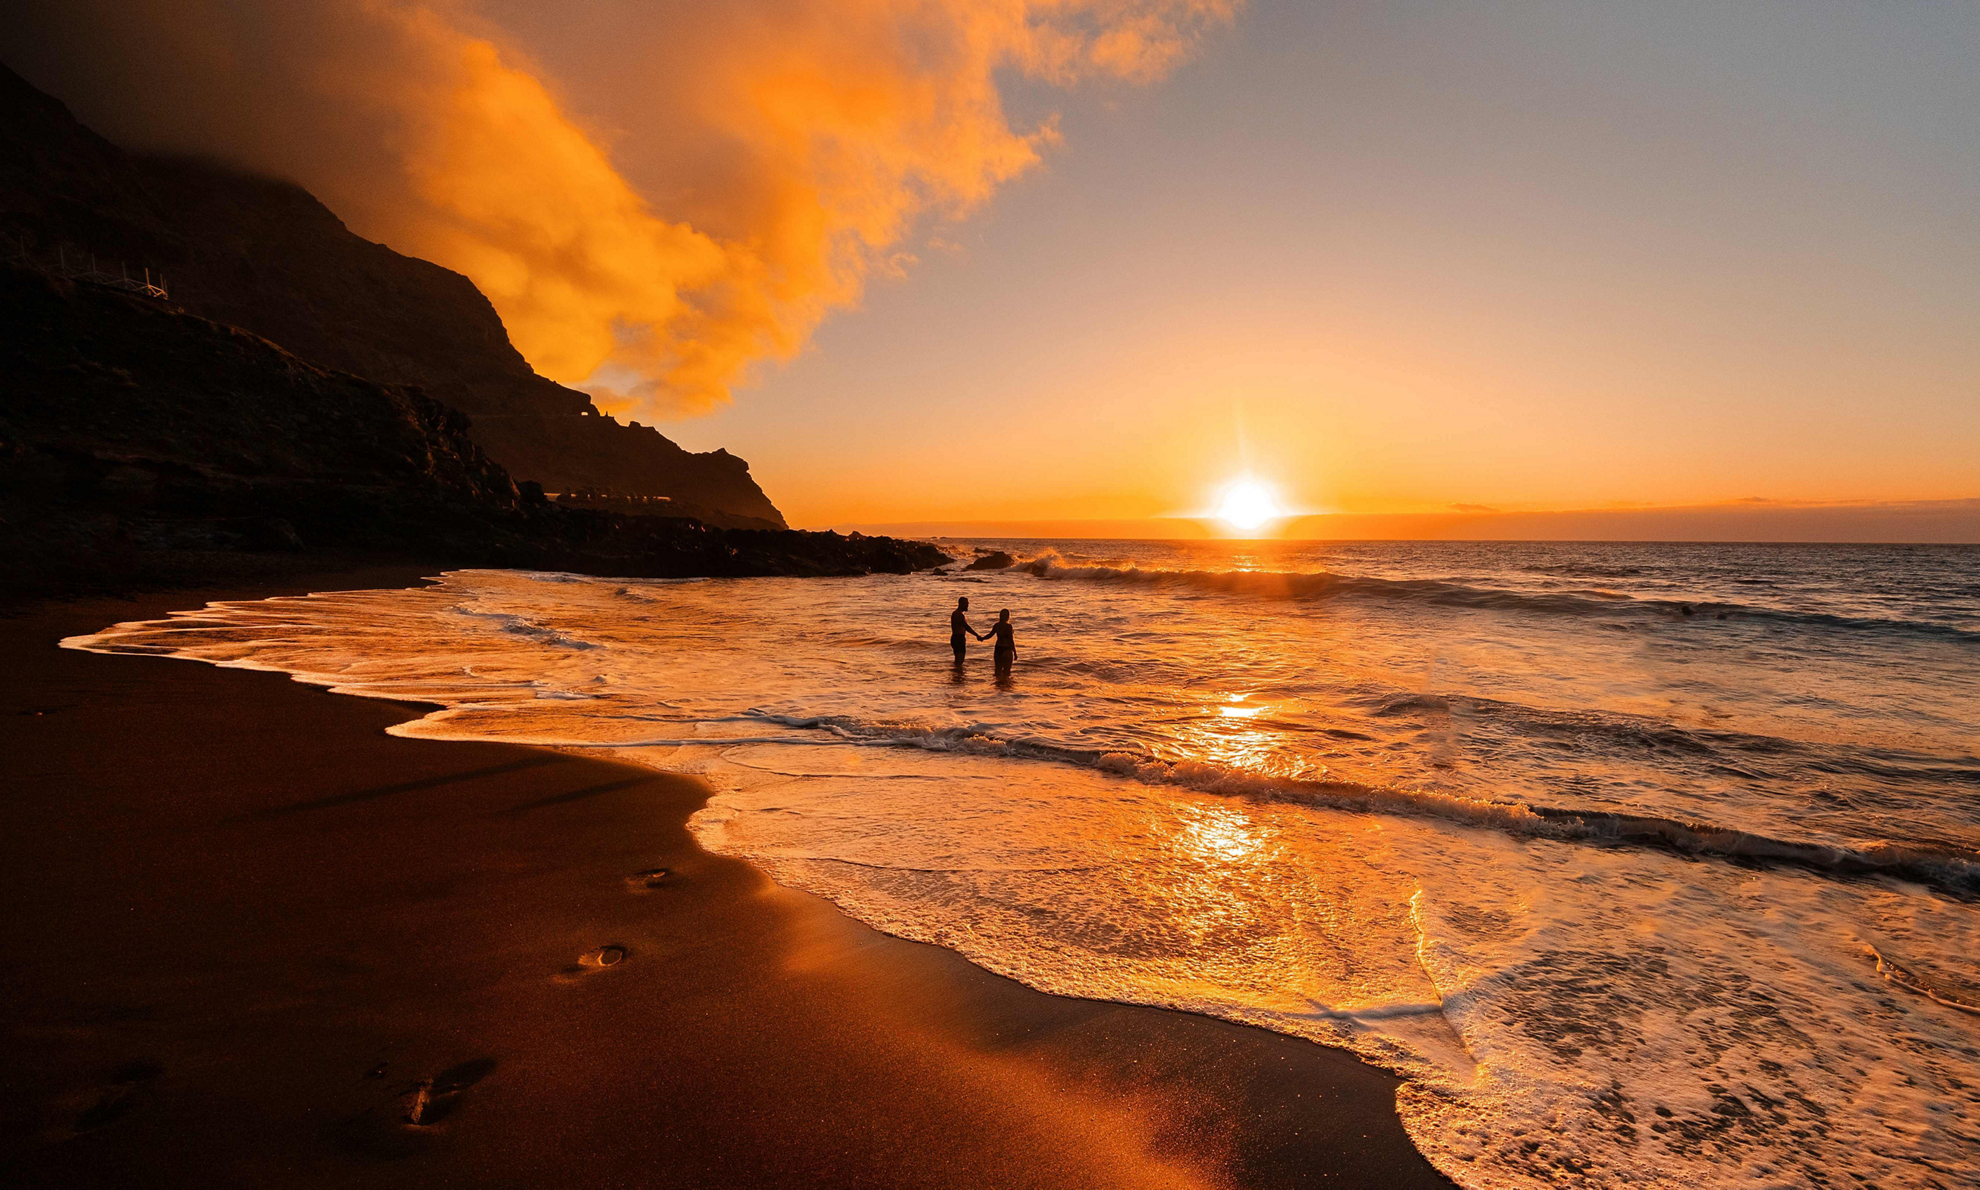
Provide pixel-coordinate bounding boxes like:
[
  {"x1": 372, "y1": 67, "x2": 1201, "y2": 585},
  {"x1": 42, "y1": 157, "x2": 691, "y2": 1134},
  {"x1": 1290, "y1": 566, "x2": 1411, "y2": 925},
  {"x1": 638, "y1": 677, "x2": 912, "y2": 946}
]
[
  {"x1": 402, "y1": 1058, "x2": 498, "y2": 1126},
  {"x1": 329, "y1": 1056, "x2": 499, "y2": 1155},
  {"x1": 557, "y1": 944, "x2": 630, "y2": 980}
]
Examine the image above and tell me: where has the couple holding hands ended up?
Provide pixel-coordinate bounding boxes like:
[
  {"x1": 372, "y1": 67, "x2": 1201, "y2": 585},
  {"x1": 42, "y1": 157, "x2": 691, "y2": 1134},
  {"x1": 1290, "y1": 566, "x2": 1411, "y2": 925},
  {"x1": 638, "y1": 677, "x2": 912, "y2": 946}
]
[{"x1": 949, "y1": 597, "x2": 1016, "y2": 676}]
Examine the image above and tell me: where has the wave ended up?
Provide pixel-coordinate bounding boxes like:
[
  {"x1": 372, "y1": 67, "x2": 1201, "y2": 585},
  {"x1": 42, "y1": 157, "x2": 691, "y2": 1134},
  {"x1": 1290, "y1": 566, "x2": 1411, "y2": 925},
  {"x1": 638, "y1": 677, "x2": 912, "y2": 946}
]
[
  {"x1": 1867, "y1": 946, "x2": 1980, "y2": 1015},
  {"x1": 751, "y1": 710, "x2": 1980, "y2": 899},
  {"x1": 1362, "y1": 691, "x2": 1980, "y2": 788},
  {"x1": 1519, "y1": 562, "x2": 1646, "y2": 578},
  {"x1": 1018, "y1": 557, "x2": 1980, "y2": 643},
  {"x1": 449, "y1": 607, "x2": 601, "y2": 651}
]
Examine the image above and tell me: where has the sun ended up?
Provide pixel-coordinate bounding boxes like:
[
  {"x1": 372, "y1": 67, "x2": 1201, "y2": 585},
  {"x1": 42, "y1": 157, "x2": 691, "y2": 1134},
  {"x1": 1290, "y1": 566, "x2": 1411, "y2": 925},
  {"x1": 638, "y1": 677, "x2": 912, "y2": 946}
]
[{"x1": 1216, "y1": 479, "x2": 1282, "y2": 532}]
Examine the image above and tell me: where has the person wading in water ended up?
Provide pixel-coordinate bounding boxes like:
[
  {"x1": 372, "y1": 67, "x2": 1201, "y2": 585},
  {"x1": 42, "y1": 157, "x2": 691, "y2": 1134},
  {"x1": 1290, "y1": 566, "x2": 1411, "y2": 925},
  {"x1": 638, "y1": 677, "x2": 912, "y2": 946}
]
[
  {"x1": 950, "y1": 597, "x2": 985, "y2": 665},
  {"x1": 989, "y1": 609, "x2": 1017, "y2": 678}
]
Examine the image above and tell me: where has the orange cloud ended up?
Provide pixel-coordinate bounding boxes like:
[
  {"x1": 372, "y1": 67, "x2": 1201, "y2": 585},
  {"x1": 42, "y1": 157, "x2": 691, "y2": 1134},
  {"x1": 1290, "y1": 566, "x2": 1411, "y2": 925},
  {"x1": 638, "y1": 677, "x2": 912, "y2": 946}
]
[{"x1": 7, "y1": 0, "x2": 1236, "y2": 415}]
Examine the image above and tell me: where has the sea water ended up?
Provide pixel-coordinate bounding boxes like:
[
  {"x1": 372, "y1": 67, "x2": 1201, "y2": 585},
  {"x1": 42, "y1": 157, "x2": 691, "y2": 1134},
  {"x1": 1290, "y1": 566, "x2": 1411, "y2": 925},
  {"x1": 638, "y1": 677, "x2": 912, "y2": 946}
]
[{"x1": 66, "y1": 540, "x2": 1980, "y2": 1187}]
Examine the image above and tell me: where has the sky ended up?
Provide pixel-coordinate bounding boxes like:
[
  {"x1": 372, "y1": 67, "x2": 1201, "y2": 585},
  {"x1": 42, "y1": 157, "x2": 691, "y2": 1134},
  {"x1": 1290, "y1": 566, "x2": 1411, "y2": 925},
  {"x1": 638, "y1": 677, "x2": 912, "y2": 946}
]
[
  {"x1": 666, "y1": 1, "x2": 1980, "y2": 528},
  {"x1": 8, "y1": 1, "x2": 1978, "y2": 534}
]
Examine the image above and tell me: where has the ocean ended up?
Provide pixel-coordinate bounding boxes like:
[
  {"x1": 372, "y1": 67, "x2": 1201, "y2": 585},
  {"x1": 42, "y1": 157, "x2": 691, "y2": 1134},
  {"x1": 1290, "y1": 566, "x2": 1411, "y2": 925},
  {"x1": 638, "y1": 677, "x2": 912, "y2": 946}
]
[{"x1": 66, "y1": 539, "x2": 1980, "y2": 1188}]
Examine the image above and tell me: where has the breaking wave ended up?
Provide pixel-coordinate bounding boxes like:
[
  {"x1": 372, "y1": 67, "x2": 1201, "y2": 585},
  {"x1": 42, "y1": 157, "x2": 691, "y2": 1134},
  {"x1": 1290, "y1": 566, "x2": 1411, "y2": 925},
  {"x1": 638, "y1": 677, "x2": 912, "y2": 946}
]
[
  {"x1": 1017, "y1": 555, "x2": 1980, "y2": 642},
  {"x1": 750, "y1": 710, "x2": 1980, "y2": 898}
]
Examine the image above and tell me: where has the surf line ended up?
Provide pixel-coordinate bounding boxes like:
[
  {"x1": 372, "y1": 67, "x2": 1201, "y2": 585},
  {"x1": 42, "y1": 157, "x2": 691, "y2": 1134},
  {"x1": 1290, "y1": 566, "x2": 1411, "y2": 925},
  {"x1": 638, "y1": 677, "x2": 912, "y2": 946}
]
[{"x1": 1866, "y1": 945, "x2": 1980, "y2": 1016}]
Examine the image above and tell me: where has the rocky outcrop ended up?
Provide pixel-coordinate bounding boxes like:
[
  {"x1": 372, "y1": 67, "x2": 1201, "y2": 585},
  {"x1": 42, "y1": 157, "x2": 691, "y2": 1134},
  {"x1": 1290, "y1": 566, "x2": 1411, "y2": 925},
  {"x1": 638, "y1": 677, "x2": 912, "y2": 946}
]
[
  {"x1": 549, "y1": 490, "x2": 782, "y2": 533},
  {"x1": 0, "y1": 65, "x2": 786, "y2": 528},
  {"x1": 0, "y1": 267, "x2": 519, "y2": 539},
  {"x1": 0, "y1": 266, "x2": 947, "y2": 599}
]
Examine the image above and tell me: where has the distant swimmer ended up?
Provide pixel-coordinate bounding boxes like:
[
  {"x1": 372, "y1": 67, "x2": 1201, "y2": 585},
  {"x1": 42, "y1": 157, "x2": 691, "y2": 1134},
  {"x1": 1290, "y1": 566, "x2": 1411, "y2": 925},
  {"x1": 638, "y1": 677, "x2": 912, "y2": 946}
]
[
  {"x1": 950, "y1": 596, "x2": 985, "y2": 665},
  {"x1": 989, "y1": 609, "x2": 1017, "y2": 677}
]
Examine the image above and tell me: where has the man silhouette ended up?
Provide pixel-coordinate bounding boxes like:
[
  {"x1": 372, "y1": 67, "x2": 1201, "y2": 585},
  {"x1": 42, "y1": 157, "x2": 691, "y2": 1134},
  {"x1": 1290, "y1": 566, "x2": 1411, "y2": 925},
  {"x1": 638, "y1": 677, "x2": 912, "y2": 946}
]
[{"x1": 950, "y1": 597, "x2": 985, "y2": 665}]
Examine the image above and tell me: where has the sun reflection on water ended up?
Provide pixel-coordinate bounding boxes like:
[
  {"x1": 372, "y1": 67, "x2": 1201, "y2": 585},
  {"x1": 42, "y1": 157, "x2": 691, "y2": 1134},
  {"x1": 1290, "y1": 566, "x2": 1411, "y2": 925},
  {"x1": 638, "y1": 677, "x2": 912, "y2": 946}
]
[
  {"x1": 1158, "y1": 694, "x2": 1326, "y2": 781},
  {"x1": 1174, "y1": 801, "x2": 1268, "y2": 864}
]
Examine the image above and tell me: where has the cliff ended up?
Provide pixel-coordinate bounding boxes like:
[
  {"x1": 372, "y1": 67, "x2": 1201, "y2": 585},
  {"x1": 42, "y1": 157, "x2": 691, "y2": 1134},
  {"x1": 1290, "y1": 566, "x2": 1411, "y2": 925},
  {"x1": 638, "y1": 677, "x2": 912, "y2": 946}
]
[
  {"x1": 0, "y1": 266, "x2": 947, "y2": 599},
  {"x1": 0, "y1": 65, "x2": 786, "y2": 529}
]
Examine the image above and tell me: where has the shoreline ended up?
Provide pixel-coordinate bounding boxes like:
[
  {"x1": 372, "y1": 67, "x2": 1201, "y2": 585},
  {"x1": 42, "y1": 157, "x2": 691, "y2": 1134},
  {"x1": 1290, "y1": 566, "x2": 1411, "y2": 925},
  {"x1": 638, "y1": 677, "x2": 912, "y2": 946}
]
[{"x1": 1, "y1": 567, "x2": 1454, "y2": 1188}]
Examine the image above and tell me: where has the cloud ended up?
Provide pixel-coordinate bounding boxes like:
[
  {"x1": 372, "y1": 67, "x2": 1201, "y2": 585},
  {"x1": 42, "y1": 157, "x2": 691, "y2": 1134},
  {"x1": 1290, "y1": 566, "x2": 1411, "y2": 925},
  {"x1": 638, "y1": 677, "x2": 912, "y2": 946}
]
[{"x1": 4, "y1": 0, "x2": 1235, "y2": 416}]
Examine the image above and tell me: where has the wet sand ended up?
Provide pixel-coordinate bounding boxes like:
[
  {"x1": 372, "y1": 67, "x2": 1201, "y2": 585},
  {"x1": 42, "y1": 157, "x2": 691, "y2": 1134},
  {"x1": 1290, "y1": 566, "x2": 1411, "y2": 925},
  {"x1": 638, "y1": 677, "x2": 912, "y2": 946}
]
[{"x1": 0, "y1": 569, "x2": 1454, "y2": 1188}]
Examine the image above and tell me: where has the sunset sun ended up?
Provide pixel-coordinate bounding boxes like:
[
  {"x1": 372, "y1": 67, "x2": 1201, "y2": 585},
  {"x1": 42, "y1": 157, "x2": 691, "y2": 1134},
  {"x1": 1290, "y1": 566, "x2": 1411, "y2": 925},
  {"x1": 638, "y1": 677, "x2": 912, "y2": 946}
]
[{"x1": 1215, "y1": 480, "x2": 1282, "y2": 532}]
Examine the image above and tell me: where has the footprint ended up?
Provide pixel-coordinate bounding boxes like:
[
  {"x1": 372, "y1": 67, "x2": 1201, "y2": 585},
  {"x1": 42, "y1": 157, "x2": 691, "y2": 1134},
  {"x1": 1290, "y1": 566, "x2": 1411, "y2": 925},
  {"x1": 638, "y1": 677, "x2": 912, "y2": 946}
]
[
  {"x1": 331, "y1": 1056, "x2": 498, "y2": 1153},
  {"x1": 581, "y1": 945, "x2": 628, "y2": 968},
  {"x1": 624, "y1": 868, "x2": 671, "y2": 890},
  {"x1": 558, "y1": 944, "x2": 629, "y2": 980},
  {"x1": 402, "y1": 1080, "x2": 433, "y2": 1125},
  {"x1": 403, "y1": 1058, "x2": 498, "y2": 1126}
]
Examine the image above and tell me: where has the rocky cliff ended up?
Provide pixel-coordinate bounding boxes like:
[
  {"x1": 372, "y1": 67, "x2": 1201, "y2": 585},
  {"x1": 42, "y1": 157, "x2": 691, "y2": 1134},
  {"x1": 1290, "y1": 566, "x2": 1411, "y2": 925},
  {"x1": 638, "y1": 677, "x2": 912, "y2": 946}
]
[
  {"x1": 0, "y1": 266, "x2": 946, "y2": 599},
  {"x1": 0, "y1": 65, "x2": 786, "y2": 529}
]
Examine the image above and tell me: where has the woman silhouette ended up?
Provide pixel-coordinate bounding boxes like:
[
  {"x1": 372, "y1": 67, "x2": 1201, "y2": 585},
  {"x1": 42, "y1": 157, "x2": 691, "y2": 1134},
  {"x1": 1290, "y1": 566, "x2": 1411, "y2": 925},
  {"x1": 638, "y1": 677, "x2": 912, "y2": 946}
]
[{"x1": 989, "y1": 609, "x2": 1016, "y2": 677}]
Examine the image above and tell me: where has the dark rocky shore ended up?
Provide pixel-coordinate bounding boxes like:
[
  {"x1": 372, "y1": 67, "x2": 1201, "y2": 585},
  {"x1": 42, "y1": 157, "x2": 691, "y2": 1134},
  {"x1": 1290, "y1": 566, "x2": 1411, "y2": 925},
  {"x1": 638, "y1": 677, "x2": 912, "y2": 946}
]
[{"x1": 0, "y1": 264, "x2": 947, "y2": 600}]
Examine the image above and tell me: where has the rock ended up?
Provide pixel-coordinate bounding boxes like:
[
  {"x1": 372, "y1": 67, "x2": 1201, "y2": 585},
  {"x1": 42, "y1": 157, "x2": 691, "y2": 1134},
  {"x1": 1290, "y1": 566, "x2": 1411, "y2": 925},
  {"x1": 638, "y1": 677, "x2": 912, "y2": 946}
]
[
  {"x1": 964, "y1": 551, "x2": 1015, "y2": 571},
  {"x1": 0, "y1": 70, "x2": 957, "y2": 600},
  {"x1": 0, "y1": 266, "x2": 953, "y2": 598},
  {"x1": 0, "y1": 65, "x2": 787, "y2": 527}
]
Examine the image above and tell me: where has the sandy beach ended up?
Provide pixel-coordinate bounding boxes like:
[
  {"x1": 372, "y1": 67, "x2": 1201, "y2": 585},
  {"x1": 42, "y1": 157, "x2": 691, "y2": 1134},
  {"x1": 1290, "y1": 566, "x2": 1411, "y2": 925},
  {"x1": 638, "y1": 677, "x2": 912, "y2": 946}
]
[{"x1": 0, "y1": 570, "x2": 1453, "y2": 1189}]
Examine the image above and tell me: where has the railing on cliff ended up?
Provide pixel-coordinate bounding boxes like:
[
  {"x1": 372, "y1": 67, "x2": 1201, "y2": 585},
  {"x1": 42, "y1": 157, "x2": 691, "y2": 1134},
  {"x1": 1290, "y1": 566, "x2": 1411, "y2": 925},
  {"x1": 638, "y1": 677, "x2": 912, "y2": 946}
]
[
  {"x1": 6, "y1": 236, "x2": 170, "y2": 300},
  {"x1": 555, "y1": 491, "x2": 679, "y2": 516}
]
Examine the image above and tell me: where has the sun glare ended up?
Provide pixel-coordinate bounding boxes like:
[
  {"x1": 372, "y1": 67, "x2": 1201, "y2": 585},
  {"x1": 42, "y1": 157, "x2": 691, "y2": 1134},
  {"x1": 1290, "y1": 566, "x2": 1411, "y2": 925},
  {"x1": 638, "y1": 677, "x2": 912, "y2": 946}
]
[{"x1": 1216, "y1": 480, "x2": 1281, "y2": 532}]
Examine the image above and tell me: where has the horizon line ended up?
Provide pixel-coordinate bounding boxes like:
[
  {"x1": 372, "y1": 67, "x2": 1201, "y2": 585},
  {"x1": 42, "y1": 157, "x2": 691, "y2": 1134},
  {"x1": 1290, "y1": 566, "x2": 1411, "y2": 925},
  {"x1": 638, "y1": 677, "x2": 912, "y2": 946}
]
[{"x1": 816, "y1": 498, "x2": 1980, "y2": 545}]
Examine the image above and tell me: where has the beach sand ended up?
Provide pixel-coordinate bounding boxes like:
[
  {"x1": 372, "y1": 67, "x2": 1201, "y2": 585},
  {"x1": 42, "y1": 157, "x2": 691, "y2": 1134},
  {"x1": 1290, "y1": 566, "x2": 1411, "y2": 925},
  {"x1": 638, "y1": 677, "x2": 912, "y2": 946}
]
[{"x1": 0, "y1": 570, "x2": 1454, "y2": 1188}]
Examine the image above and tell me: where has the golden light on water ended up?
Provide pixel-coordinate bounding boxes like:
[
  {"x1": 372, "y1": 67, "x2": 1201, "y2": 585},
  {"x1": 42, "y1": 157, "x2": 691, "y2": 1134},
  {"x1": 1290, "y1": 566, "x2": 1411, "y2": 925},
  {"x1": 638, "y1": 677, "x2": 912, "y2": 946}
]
[
  {"x1": 1215, "y1": 480, "x2": 1282, "y2": 532},
  {"x1": 1173, "y1": 803, "x2": 1268, "y2": 864},
  {"x1": 1217, "y1": 692, "x2": 1265, "y2": 720}
]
